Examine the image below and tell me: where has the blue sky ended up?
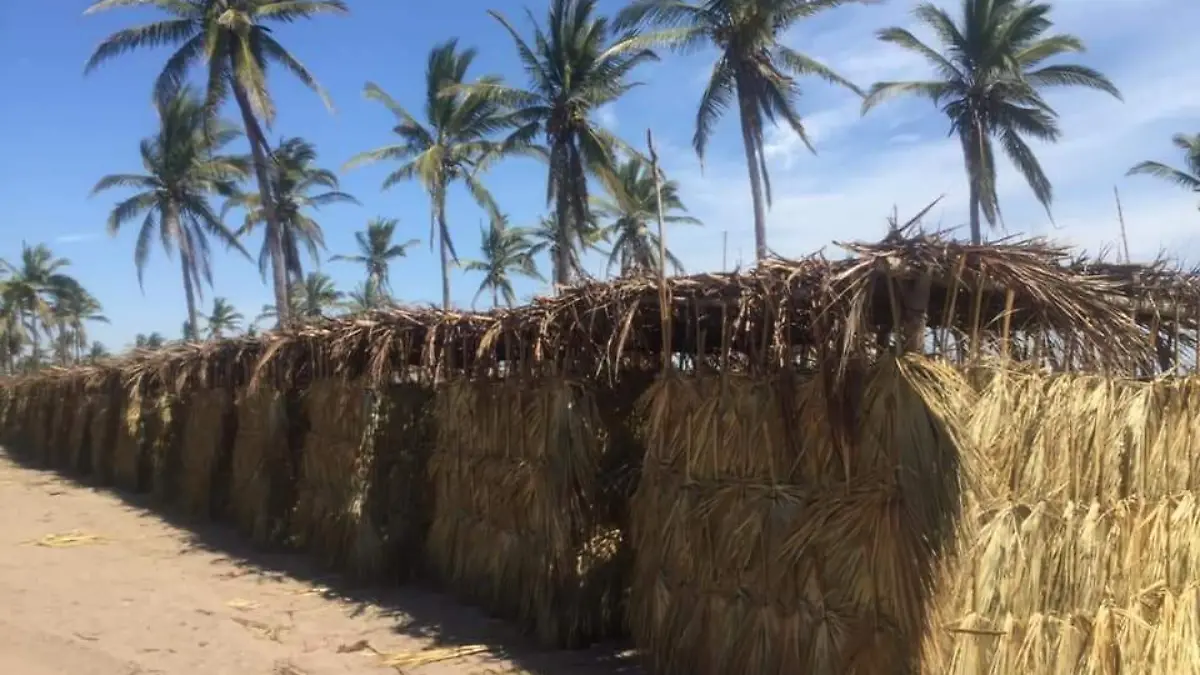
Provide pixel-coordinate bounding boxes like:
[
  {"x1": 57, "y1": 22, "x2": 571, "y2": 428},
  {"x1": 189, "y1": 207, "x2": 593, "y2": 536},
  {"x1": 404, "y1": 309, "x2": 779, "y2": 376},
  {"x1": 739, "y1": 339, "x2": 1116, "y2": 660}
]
[{"x1": 1, "y1": 0, "x2": 1198, "y2": 351}]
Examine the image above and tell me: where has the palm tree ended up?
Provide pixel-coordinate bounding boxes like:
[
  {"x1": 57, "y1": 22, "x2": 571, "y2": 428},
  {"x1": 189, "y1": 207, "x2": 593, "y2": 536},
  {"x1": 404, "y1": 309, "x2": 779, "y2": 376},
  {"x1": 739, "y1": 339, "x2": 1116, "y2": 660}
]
[
  {"x1": 226, "y1": 137, "x2": 357, "y2": 306},
  {"x1": 0, "y1": 243, "x2": 80, "y2": 368},
  {"x1": 84, "y1": 0, "x2": 349, "y2": 325},
  {"x1": 462, "y1": 215, "x2": 543, "y2": 308},
  {"x1": 342, "y1": 279, "x2": 389, "y2": 314},
  {"x1": 861, "y1": 0, "x2": 1121, "y2": 244},
  {"x1": 594, "y1": 156, "x2": 699, "y2": 276},
  {"x1": 205, "y1": 297, "x2": 244, "y2": 339},
  {"x1": 486, "y1": 0, "x2": 657, "y2": 285},
  {"x1": 93, "y1": 88, "x2": 248, "y2": 335},
  {"x1": 616, "y1": 0, "x2": 863, "y2": 260},
  {"x1": 134, "y1": 332, "x2": 167, "y2": 350},
  {"x1": 87, "y1": 341, "x2": 110, "y2": 363},
  {"x1": 51, "y1": 285, "x2": 108, "y2": 364},
  {"x1": 331, "y1": 216, "x2": 420, "y2": 293},
  {"x1": 0, "y1": 297, "x2": 22, "y2": 374},
  {"x1": 348, "y1": 40, "x2": 525, "y2": 310},
  {"x1": 257, "y1": 272, "x2": 343, "y2": 325},
  {"x1": 531, "y1": 212, "x2": 607, "y2": 284},
  {"x1": 330, "y1": 217, "x2": 419, "y2": 294},
  {"x1": 1128, "y1": 133, "x2": 1200, "y2": 206}
]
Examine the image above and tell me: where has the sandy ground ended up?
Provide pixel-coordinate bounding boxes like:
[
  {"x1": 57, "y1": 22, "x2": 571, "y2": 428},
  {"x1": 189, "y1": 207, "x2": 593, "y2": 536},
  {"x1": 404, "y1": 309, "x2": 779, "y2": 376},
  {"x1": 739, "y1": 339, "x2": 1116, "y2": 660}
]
[{"x1": 0, "y1": 450, "x2": 638, "y2": 675}]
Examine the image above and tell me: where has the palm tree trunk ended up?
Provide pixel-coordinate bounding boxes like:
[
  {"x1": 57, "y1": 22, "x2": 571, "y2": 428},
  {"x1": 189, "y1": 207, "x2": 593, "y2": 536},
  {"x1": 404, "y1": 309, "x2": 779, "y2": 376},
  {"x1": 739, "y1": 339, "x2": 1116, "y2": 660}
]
[
  {"x1": 492, "y1": 287, "x2": 499, "y2": 309},
  {"x1": 736, "y1": 85, "x2": 769, "y2": 261},
  {"x1": 554, "y1": 199, "x2": 570, "y2": 289},
  {"x1": 180, "y1": 252, "x2": 199, "y2": 342},
  {"x1": 230, "y1": 77, "x2": 290, "y2": 326},
  {"x1": 968, "y1": 183, "x2": 982, "y2": 245},
  {"x1": 437, "y1": 188, "x2": 452, "y2": 310}
]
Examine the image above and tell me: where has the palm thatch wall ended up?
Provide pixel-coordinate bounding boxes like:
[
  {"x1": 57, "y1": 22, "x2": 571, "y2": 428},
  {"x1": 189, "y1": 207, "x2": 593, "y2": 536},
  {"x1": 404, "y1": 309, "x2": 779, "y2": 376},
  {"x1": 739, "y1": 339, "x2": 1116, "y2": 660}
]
[
  {"x1": 229, "y1": 385, "x2": 294, "y2": 546},
  {"x1": 428, "y1": 376, "x2": 638, "y2": 648},
  {"x1": 6, "y1": 233, "x2": 1200, "y2": 670},
  {"x1": 176, "y1": 386, "x2": 237, "y2": 518},
  {"x1": 916, "y1": 366, "x2": 1200, "y2": 673},
  {"x1": 290, "y1": 378, "x2": 383, "y2": 574},
  {"x1": 628, "y1": 358, "x2": 962, "y2": 674}
]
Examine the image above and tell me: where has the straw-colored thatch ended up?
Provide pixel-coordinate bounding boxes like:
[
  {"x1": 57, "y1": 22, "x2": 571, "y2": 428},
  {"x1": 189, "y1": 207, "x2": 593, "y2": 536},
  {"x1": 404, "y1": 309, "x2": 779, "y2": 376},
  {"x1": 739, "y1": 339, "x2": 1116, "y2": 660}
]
[
  {"x1": 112, "y1": 387, "x2": 145, "y2": 491},
  {"x1": 46, "y1": 389, "x2": 75, "y2": 468},
  {"x1": 87, "y1": 390, "x2": 117, "y2": 485},
  {"x1": 229, "y1": 386, "x2": 293, "y2": 545},
  {"x1": 628, "y1": 358, "x2": 964, "y2": 674},
  {"x1": 65, "y1": 395, "x2": 93, "y2": 474},
  {"x1": 176, "y1": 387, "x2": 236, "y2": 518},
  {"x1": 291, "y1": 378, "x2": 379, "y2": 573},
  {"x1": 428, "y1": 377, "x2": 634, "y2": 648},
  {"x1": 918, "y1": 367, "x2": 1200, "y2": 673},
  {"x1": 146, "y1": 391, "x2": 182, "y2": 504}
]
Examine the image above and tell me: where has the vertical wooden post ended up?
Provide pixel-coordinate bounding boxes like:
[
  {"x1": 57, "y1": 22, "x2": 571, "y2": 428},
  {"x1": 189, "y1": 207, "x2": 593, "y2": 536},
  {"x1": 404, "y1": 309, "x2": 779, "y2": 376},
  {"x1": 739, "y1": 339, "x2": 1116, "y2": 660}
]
[{"x1": 647, "y1": 130, "x2": 671, "y2": 370}]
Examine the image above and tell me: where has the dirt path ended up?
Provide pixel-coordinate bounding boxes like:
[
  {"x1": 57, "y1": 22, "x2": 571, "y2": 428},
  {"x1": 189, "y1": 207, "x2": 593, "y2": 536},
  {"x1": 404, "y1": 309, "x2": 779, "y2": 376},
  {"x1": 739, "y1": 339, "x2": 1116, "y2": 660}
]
[{"x1": 0, "y1": 451, "x2": 637, "y2": 675}]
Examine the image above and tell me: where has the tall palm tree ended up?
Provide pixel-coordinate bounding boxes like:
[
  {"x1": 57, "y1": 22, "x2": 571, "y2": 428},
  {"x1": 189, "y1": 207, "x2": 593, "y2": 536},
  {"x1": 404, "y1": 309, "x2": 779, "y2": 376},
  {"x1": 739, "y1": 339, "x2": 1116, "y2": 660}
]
[
  {"x1": 594, "y1": 156, "x2": 699, "y2": 276},
  {"x1": 462, "y1": 215, "x2": 543, "y2": 308},
  {"x1": 227, "y1": 137, "x2": 357, "y2": 303},
  {"x1": 93, "y1": 88, "x2": 248, "y2": 335},
  {"x1": 205, "y1": 297, "x2": 244, "y2": 339},
  {"x1": 616, "y1": 0, "x2": 863, "y2": 260},
  {"x1": 861, "y1": 0, "x2": 1121, "y2": 244},
  {"x1": 1128, "y1": 133, "x2": 1200, "y2": 206},
  {"x1": 330, "y1": 217, "x2": 419, "y2": 294},
  {"x1": 84, "y1": 0, "x2": 349, "y2": 325},
  {"x1": 486, "y1": 0, "x2": 657, "y2": 285},
  {"x1": 348, "y1": 40, "x2": 524, "y2": 310},
  {"x1": 0, "y1": 243, "x2": 80, "y2": 368}
]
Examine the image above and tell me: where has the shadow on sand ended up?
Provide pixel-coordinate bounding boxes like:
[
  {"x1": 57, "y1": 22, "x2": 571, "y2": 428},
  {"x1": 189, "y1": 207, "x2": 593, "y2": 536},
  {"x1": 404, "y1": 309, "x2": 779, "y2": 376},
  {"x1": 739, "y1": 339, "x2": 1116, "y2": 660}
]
[{"x1": 4, "y1": 448, "x2": 641, "y2": 675}]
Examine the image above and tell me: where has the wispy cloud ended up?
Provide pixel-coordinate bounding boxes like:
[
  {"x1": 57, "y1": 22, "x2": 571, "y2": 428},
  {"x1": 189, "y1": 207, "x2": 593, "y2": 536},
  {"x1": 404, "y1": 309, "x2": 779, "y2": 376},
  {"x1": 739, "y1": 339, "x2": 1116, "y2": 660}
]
[
  {"x1": 655, "y1": 0, "x2": 1200, "y2": 273},
  {"x1": 55, "y1": 233, "x2": 102, "y2": 245}
]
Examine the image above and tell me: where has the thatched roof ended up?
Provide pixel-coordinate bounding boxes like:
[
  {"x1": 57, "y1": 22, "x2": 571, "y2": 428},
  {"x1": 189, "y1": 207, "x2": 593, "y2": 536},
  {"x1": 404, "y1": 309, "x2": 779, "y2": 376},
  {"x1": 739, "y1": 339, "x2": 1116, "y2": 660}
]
[{"x1": 9, "y1": 233, "x2": 1200, "y2": 393}]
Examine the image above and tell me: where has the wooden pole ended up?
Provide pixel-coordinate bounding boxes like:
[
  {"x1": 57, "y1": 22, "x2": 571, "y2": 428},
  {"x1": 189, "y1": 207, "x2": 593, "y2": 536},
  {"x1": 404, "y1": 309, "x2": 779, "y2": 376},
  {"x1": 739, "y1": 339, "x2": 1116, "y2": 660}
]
[
  {"x1": 722, "y1": 230, "x2": 728, "y2": 272},
  {"x1": 647, "y1": 129, "x2": 671, "y2": 370},
  {"x1": 1114, "y1": 185, "x2": 1131, "y2": 263}
]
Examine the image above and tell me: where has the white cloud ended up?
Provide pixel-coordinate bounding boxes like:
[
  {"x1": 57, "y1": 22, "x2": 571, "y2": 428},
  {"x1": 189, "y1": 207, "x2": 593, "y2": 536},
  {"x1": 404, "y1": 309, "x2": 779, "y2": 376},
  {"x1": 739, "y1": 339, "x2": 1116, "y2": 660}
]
[{"x1": 659, "y1": 0, "x2": 1200, "y2": 273}]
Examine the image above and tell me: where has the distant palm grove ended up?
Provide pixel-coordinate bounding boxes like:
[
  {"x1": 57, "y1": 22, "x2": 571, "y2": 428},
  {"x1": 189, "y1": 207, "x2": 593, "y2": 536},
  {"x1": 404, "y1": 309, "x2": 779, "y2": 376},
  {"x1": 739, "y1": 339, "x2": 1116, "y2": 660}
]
[{"x1": 4, "y1": 0, "x2": 1191, "y2": 375}]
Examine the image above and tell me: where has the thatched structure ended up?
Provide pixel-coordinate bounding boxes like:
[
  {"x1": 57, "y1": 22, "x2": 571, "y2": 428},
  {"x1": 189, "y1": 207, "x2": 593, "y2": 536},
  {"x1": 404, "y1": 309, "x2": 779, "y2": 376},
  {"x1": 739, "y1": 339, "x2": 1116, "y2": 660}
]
[
  {"x1": 427, "y1": 376, "x2": 642, "y2": 647},
  {"x1": 229, "y1": 385, "x2": 295, "y2": 545},
  {"x1": 915, "y1": 366, "x2": 1200, "y2": 672},
  {"x1": 176, "y1": 387, "x2": 236, "y2": 518},
  {"x1": 5, "y1": 233, "x2": 1200, "y2": 671}
]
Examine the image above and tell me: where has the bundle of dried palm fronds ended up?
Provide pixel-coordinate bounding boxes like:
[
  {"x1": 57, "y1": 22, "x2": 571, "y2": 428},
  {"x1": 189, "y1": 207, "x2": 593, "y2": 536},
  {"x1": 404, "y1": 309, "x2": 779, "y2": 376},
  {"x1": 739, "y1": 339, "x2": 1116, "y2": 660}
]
[
  {"x1": 427, "y1": 377, "x2": 632, "y2": 648},
  {"x1": 111, "y1": 386, "x2": 145, "y2": 491},
  {"x1": 229, "y1": 385, "x2": 293, "y2": 545},
  {"x1": 177, "y1": 387, "x2": 236, "y2": 519},
  {"x1": 918, "y1": 367, "x2": 1200, "y2": 673},
  {"x1": 628, "y1": 357, "x2": 965, "y2": 675},
  {"x1": 291, "y1": 378, "x2": 378, "y2": 572},
  {"x1": 146, "y1": 391, "x2": 180, "y2": 502}
]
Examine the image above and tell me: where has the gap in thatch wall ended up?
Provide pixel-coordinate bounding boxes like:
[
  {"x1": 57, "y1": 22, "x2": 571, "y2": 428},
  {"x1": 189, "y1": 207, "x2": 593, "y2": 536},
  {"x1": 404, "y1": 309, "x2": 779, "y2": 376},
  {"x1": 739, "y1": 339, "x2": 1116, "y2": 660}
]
[{"x1": 367, "y1": 382, "x2": 435, "y2": 584}]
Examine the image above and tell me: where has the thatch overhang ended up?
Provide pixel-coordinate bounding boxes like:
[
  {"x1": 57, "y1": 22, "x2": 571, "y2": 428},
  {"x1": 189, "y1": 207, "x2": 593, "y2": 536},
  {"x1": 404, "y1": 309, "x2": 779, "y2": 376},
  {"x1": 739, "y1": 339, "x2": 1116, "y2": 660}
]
[{"x1": 7, "y1": 233, "x2": 1200, "y2": 394}]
